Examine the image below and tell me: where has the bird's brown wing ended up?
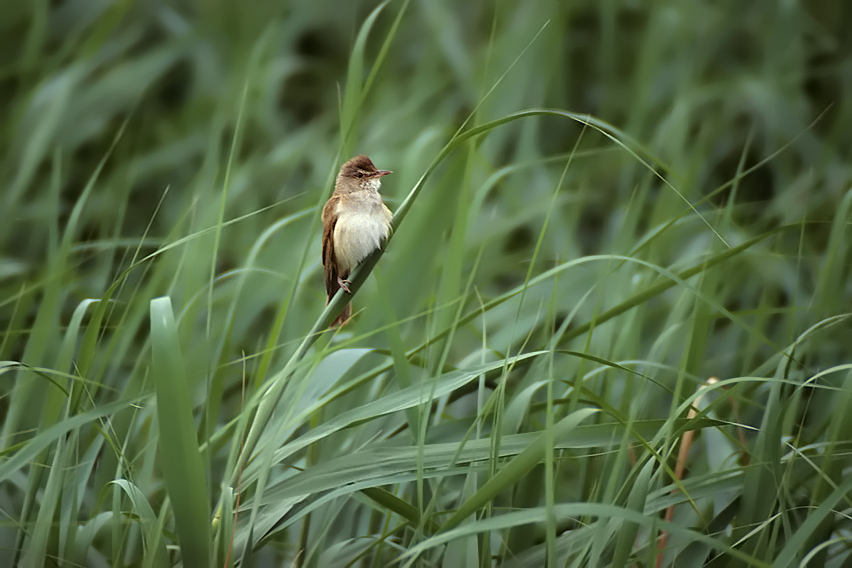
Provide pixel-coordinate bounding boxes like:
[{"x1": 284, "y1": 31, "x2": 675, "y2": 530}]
[
  {"x1": 322, "y1": 197, "x2": 352, "y2": 326},
  {"x1": 321, "y1": 197, "x2": 340, "y2": 301}
]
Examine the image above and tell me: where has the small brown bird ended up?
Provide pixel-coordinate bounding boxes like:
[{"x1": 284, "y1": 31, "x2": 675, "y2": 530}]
[{"x1": 321, "y1": 155, "x2": 393, "y2": 326}]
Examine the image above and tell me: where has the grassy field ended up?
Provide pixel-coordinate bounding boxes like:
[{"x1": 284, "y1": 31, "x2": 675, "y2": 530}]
[{"x1": 1, "y1": 1, "x2": 851, "y2": 566}]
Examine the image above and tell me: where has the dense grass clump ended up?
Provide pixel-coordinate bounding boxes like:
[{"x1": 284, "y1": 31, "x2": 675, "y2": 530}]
[{"x1": 1, "y1": 1, "x2": 851, "y2": 566}]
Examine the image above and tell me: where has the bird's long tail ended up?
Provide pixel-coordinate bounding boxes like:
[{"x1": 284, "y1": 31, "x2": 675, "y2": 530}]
[
  {"x1": 330, "y1": 303, "x2": 351, "y2": 327},
  {"x1": 326, "y1": 269, "x2": 352, "y2": 327}
]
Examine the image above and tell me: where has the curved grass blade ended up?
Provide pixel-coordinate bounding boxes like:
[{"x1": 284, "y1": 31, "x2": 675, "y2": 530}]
[
  {"x1": 149, "y1": 297, "x2": 211, "y2": 567},
  {"x1": 400, "y1": 503, "x2": 770, "y2": 567},
  {"x1": 110, "y1": 479, "x2": 169, "y2": 567},
  {"x1": 440, "y1": 408, "x2": 599, "y2": 533}
]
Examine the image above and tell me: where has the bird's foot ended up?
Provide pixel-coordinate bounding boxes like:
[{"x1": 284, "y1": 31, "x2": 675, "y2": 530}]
[{"x1": 338, "y1": 277, "x2": 352, "y2": 294}]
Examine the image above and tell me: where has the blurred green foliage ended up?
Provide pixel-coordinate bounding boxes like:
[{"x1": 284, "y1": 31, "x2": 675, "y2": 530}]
[{"x1": 1, "y1": 1, "x2": 851, "y2": 566}]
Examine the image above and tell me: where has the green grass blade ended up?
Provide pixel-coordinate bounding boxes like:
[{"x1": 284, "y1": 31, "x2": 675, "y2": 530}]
[
  {"x1": 439, "y1": 408, "x2": 599, "y2": 533},
  {"x1": 149, "y1": 297, "x2": 212, "y2": 566}
]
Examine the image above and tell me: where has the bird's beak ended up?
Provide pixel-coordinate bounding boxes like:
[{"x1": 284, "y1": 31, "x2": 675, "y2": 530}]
[{"x1": 375, "y1": 170, "x2": 392, "y2": 177}]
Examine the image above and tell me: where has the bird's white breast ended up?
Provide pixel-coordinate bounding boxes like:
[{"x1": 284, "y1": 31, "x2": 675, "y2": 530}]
[{"x1": 333, "y1": 192, "x2": 392, "y2": 273}]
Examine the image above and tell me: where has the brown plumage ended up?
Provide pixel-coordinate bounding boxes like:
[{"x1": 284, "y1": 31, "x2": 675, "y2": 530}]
[{"x1": 322, "y1": 155, "x2": 393, "y2": 327}]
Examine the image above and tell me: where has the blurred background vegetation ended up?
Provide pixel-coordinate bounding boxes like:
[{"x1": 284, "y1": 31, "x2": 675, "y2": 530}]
[{"x1": 1, "y1": 0, "x2": 851, "y2": 566}]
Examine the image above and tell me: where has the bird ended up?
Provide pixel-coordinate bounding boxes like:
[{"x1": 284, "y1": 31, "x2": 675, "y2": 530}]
[{"x1": 321, "y1": 155, "x2": 393, "y2": 326}]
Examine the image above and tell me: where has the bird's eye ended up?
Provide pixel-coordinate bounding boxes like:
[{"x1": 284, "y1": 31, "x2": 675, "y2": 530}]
[{"x1": 356, "y1": 172, "x2": 364, "y2": 178}]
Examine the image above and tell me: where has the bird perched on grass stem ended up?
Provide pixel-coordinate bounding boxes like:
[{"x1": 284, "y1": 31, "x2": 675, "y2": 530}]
[{"x1": 321, "y1": 155, "x2": 393, "y2": 327}]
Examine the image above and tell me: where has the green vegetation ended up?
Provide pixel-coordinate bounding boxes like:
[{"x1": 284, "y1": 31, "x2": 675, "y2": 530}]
[{"x1": 1, "y1": 1, "x2": 850, "y2": 566}]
